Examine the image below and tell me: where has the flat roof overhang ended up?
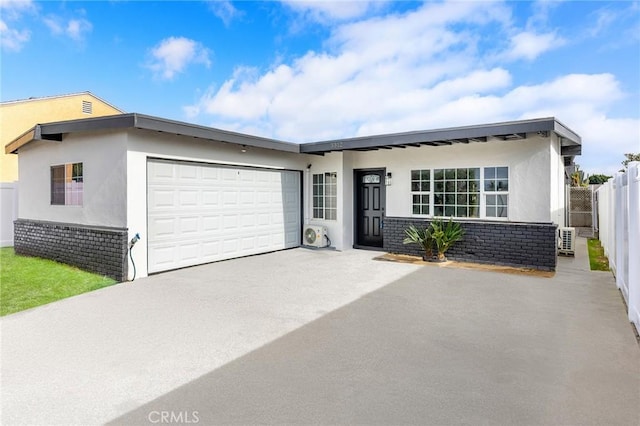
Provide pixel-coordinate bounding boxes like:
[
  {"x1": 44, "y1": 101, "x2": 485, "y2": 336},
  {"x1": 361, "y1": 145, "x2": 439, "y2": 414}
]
[
  {"x1": 6, "y1": 114, "x2": 581, "y2": 157},
  {"x1": 5, "y1": 113, "x2": 300, "y2": 154},
  {"x1": 299, "y1": 117, "x2": 582, "y2": 156}
]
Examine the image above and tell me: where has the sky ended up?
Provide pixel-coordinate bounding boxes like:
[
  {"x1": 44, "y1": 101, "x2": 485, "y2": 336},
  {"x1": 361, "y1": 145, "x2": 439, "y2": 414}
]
[{"x1": 1, "y1": 0, "x2": 639, "y2": 176}]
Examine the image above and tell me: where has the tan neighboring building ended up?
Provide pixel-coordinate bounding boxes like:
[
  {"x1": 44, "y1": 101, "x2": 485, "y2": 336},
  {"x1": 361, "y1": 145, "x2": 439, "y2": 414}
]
[{"x1": 1, "y1": 92, "x2": 124, "y2": 182}]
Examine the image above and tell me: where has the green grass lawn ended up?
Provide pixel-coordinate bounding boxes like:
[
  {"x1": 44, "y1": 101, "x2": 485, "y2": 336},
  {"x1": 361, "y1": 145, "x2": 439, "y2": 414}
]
[
  {"x1": 587, "y1": 239, "x2": 610, "y2": 271},
  {"x1": 0, "y1": 248, "x2": 117, "y2": 316}
]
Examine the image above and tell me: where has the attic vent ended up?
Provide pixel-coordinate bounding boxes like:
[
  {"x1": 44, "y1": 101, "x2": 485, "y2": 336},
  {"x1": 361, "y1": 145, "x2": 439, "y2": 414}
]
[{"x1": 82, "y1": 100, "x2": 92, "y2": 114}]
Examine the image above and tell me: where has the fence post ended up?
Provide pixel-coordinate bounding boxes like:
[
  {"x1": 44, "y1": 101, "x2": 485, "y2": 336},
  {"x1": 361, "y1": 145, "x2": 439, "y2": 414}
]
[
  {"x1": 614, "y1": 173, "x2": 625, "y2": 293},
  {"x1": 627, "y1": 162, "x2": 639, "y2": 330}
]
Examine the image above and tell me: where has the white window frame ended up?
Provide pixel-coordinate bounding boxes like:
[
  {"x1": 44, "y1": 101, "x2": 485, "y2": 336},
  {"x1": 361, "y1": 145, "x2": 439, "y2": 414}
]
[
  {"x1": 410, "y1": 166, "x2": 509, "y2": 220},
  {"x1": 51, "y1": 162, "x2": 83, "y2": 206},
  {"x1": 410, "y1": 169, "x2": 431, "y2": 216},
  {"x1": 312, "y1": 172, "x2": 337, "y2": 220},
  {"x1": 483, "y1": 166, "x2": 509, "y2": 219}
]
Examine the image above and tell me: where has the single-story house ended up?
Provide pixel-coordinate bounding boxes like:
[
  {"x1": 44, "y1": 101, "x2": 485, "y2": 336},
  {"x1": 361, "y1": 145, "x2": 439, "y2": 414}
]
[{"x1": 6, "y1": 114, "x2": 581, "y2": 281}]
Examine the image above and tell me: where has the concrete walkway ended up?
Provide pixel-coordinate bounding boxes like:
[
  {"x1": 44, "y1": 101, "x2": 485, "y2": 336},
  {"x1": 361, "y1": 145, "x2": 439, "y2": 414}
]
[{"x1": 2, "y1": 240, "x2": 639, "y2": 425}]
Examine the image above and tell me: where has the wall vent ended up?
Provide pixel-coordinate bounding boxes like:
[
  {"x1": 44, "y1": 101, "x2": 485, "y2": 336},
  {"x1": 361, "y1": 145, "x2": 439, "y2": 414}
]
[{"x1": 82, "y1": 100, "x2": 92, "y2": 114}]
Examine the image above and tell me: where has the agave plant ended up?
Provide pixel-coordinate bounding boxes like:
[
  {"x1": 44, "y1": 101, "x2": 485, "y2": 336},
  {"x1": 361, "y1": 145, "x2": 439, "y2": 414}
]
[
  {"x1": 403, "y1": 225, "x2": 434, "y2": 260},
  {"x1": 430, "y1": 218, "x2": 465, "y2": 261}
]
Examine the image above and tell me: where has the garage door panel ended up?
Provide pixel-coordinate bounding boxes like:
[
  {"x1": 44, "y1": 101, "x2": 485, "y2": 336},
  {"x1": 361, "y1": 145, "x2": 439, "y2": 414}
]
[{"x1": 148, "y1": 159, "x2": 300, "y2": 273}]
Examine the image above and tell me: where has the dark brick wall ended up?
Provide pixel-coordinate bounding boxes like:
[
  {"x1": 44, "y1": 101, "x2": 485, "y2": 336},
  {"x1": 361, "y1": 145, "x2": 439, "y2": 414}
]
[
  {"x1": 383, "y1": 217, "x2": 558, "y2": 271},
  {"x1": 14, "y1": 219, "x2": 128, "y2": 282}
]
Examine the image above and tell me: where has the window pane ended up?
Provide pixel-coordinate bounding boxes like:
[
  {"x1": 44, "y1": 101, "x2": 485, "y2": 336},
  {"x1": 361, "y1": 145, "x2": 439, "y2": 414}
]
[
  {"x1": 434, "y1": 194, "x2": 443, "y2": 204},
  {"x1": 434, "y1": 206, "x2": 444, "y2": 216},
  {"x1": 457, "y1": 168, "x2": 467, "y2": 179},
  {"x1": 413, "y1": 205, "x2": 421, "y2": 214},
  {"x1": 457, "y1": 181, "x2": 467, "y2": 191},
  {"x1": 445, "y1": 194, "x2": 455, "y2": 204},
  {"x1": 469, "y1": 180, "x2": 479, "y2": 192},
  {"x1": 445, "y1": 169, "x2": 455, "y2": 179},
  {"x1": 411, "y1": 170, "x2": 420, "y2": 180},
  {"x1": 497, "y1": 194, "x2": 508, "y2": 206},
  {"x1": 421, "y1": 205, "x2": 429, "y2": 215},
  {"x1": 445, "y1": 181, "x2": 455, "y2": 192},
  {"x1": 469, "y1": 206, "x2": 480, "y2": 217},
  {"x1": 411, "y1": 182, "x2": 420, "y2": 191},
  {"x1": 486, "y1": 206, "x2": 496, "y2": 217},
  {"x1": 435, "y1": 182, "x2": 444, "y2": 192},
  {"x1": 421, "y1": 181, "x2": 430, "y2": 191},
  {"x1": 497, "y1": 167, "x2": 508, "y2": 178},
  {"x1": 497, "y1": 180, "x2": 508, "y2": 191},
  {"x1": 413, "y1": 195, "x2": 420, "y2": 204},
  {"x1": 485, "y1": 181, "x2": 495, "y2": 191},
  {"x1": 469, "y1": 194, "x2": 479, "y2": 205},
  {"x1": 497, "y1": 206, "x2": 507, "y2": 217},
  {"x1": 51, "y1": 166, "x2": 65, "y2": 205},
  {"x1": 421, "y1": 194, "x2": 429, "y2": 204},
  {"x1": 485, "y1": 167, "x2": 495, "y2": 179},
  {"x1": 457, "y1": 194, "x2": 467, "y2": 205},
  {"x1": 486, "y1": 194, "x2": 496, "y2": 204},
  {"x1": 456, "y1": 207, "x2": 468, "y2": 217},
  {"x1": 434, "y1": 169, "x2": 444, "y2": 180},
  {"x1": 445, "y1": 206, "x2": 455, "y2": 216},
  {"x1": 468, "y1": 168, "x2": 479, "y2": 179}
]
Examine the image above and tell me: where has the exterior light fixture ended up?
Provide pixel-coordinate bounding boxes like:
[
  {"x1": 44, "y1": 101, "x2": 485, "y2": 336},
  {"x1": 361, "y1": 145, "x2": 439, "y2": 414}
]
[{"x1": 386, "y1": 172, "x2": 392, "y2": 186}]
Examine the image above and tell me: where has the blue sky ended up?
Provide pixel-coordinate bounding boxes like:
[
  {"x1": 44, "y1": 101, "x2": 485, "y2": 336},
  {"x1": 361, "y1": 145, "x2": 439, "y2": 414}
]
[{"x1": 1, "y1": 0, "x2": 639, "y2": 175}]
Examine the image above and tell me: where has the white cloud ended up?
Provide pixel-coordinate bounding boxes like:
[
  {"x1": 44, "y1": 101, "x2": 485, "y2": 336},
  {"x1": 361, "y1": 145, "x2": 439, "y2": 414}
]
[
  {"x1": 0, "y1": 19, "x2": 30, "y2": 51},
  {"x1": 147, "y1": 36, "x2": 211, "y2": 80},
  {"x1": 43, "y1": 14, "x2": 92, "y2": 42},
  {"x1": 185, "y1": 2, "x2": 638, "y2": 176},
  {"x1": 207, "y1": 0, "x2": 242, "y2": 26},
  {"x1": 503, "y1": 31, "x2": 565, "y2": 61},
  {"x1": 281, "y1": 0, "x2": 388, "y2": 22},
  {"x1": 0, "y1": 0, "x2": 36, "y2": 19},
  {"x1": 0, "y1": 0, "x2": 35, "y2": 51}
]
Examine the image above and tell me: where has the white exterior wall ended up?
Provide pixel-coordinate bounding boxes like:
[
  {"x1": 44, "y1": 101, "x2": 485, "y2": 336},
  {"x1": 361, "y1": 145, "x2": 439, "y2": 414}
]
[
  {"x1": 125, "y1": 129, "x2": 309, "y2": 278},
  {"x1": 17, "y1": 132, "x2": 128, "y2": 227},
  {"x1": 549, "y1": 133, "x2": 566, "y2": 227},
  {"x1": 305, "y1": 152, "x2": 349, "y2": 250},
  {"x1": 349, "y1": 136, "x2": 553, "y2": 222},
  {"x1": 304, "y1": 136, "x2": 557, "y2": 251}
]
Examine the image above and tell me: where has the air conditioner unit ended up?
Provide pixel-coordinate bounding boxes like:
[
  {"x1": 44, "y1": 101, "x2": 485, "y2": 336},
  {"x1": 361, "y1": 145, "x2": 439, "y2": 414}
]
[
  {"x1": 303, "y1": 225, "x2": 327, "y2": 248},
  {"x1": 558, "y1": 227, "x2": 576, "y2": 256}
]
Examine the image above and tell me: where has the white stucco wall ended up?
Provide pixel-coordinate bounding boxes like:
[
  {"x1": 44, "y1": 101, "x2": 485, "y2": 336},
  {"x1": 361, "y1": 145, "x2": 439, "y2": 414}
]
[
  {"x1": 347, "y1": 136, "x2": 553, "y2": 223},
  {"x1": 304, "y1": 151, "x2": 349, "y2": 250},
  {"x1": 125, "y1": 129, "x2": 310, "y2": 278},
  {"x1": 17, "y1": 131, "x2": 128, "y2": 227},
  {"x1": 550, "y1": 133, "x2": 567, "y2": 227}
]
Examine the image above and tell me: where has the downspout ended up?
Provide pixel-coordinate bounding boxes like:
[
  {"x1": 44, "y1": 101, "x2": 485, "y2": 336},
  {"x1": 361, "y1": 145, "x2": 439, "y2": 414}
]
[{"x1": 304, "y1": 164, "x2": 311, "y2": 224}]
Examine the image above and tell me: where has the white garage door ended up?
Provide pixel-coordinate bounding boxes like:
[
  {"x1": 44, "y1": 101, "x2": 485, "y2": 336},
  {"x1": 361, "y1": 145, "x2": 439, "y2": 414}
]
[{"x1": 147, "y1": 159, "x2": 301, "y2": 273}]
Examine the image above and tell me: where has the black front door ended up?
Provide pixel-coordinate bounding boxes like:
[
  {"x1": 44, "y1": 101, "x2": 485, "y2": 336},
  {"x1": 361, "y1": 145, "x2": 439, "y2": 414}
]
[{"x1": 355, "y1": 169, "x2": 385, "y2": 248}]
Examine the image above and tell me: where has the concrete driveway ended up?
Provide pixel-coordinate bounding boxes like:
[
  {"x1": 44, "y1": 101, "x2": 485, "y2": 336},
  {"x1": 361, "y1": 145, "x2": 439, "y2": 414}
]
[{"x1": 2, "y1": 240, "x2": 639, "y2": 425}]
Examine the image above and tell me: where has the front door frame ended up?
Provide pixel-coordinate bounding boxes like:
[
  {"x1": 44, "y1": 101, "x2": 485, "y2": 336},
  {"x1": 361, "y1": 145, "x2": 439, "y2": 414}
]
[{"x1": 353, "y1": 167, "x2": 386, "y2": 249}]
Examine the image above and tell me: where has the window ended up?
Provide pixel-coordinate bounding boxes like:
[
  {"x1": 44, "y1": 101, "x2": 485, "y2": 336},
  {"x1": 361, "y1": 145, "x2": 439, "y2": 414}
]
[
  {"x1": 484, "y1": 166, "x2": 508, "y2": 217},
  {"x1": 411, "y1": 170, "x2": 430, "y2": 215},
  {"x1": 82, "y1": 100, "x2": 92, "y2": 114},
  {"x1": 51, "y1": 163, "x2": 83, "y2": 205},
  {"x1": 313, "y1": 172, "x2": 337, "y2": 220},
  {"x1": 433, "y1": 168, "x2": 480, "y2": 218},
  {"x1": 412, "y1": 166, "x2": 509, "y2": 219}
]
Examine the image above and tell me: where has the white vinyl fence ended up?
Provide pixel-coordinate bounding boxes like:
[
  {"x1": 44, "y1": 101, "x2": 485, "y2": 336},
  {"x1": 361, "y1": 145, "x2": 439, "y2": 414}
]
[
  {"x1": 597, "y1": 162, "x2": 639, "y2": 334},
  {"x1": 1, "y1": 182, "x2": 18, "y2": 247}
]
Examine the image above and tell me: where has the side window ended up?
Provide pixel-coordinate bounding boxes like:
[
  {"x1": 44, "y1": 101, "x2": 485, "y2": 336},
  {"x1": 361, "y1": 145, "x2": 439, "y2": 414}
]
[
  {"x1": 484, "y1": 166, "x2": 508, "y2": 218},
  {"x1": 411, "y1": 170, "x2": 430, "y2": 215},
  {"x1": 51, "y1": 162, "x2": 83, "y2": 206},
  {"x1": 312, "y1": 172, "x2": 338, "y2": 220}
]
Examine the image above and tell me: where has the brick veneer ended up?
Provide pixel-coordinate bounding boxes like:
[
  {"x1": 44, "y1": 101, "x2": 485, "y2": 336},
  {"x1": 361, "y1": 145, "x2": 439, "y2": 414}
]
[
  {"x1": 383, "y1": 217, "x2": 558, "y2": 271},
  {"x1": 14, "y1": 219, "x2": 128, "y2": 282}
]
